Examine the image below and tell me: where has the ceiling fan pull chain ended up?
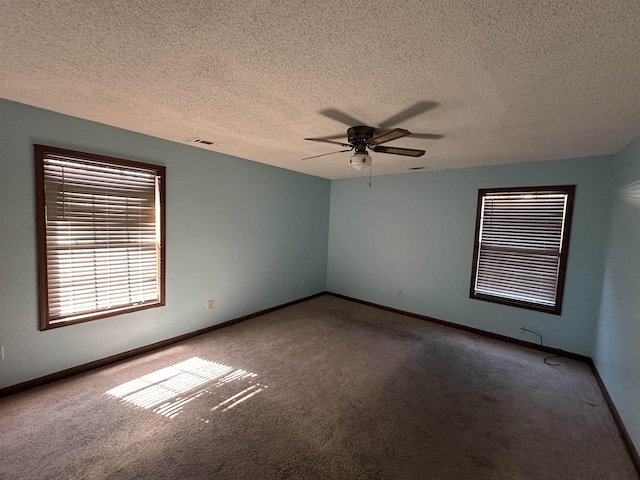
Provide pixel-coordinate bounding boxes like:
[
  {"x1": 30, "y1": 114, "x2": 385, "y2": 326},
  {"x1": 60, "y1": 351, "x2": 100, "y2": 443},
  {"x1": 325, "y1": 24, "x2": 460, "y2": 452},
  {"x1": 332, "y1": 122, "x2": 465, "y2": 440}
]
[{"x1": 369, "y1": 161, "x2": 372, "y2": 188}]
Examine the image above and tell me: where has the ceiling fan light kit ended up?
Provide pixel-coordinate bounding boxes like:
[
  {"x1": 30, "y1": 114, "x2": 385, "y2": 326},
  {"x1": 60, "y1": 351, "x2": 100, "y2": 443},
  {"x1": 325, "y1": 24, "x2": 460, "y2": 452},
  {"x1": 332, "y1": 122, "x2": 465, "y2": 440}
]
[{"x1": 349, "y1": 152, "x2": 372, "y2": 170}]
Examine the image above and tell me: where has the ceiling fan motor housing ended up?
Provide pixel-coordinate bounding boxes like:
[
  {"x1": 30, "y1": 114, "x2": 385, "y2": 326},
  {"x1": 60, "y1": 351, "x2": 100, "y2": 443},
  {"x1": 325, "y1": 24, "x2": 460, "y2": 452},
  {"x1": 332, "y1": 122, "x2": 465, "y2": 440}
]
[{"x1": 347, "y1": 126, "x2": 375, "y2": 147}]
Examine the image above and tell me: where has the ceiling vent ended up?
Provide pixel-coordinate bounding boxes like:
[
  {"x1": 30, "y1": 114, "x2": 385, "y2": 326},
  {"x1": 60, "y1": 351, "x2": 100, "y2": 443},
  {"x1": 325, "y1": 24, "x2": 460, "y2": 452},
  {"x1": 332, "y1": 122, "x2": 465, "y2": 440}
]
[
  {"x1": 189, "y1": 138, "x2": 221, "y2": 146},
  {"x1": 408, "y1": 166, "x2": 426, "y2": 171}
]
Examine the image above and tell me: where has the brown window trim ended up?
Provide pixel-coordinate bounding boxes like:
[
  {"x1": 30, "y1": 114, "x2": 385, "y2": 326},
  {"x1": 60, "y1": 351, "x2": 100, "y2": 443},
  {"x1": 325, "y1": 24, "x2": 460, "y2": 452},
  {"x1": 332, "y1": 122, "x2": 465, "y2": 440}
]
[
  {"x1": 469, "y1": 185, "x2": 575, "y2": 315},
  {"x1": 34, "y1": 145, "x2": 166, "y2": 330}
]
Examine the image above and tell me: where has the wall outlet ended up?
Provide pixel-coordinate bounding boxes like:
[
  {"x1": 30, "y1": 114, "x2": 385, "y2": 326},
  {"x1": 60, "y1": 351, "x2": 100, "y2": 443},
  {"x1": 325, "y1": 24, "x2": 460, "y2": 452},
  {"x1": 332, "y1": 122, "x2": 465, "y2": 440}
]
[
  {"x1": 300, "y1": 280, "x2": 304, "y2": 287},
  {"x1": 207, "y1": 300, "x2": 214, "y2": 310},
  {"x1": 398, "y1": 290, "x2": 403, "y2": 298}
]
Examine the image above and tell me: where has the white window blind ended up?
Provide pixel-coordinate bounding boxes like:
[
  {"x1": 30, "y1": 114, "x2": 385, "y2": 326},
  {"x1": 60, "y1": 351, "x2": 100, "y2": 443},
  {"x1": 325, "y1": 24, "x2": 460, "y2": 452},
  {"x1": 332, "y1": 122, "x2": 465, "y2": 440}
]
[
  {"x1": 471, "y1": 187, "x2": 573, "y2": 313},
  {"x1": 37, "y1": 147, "x2": 164, "y2": 327}
]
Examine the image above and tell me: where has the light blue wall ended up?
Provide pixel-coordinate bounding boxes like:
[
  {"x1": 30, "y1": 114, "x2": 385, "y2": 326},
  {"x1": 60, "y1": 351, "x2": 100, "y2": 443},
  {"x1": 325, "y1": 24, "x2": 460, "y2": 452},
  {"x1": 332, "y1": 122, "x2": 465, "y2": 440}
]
[
  {"x1": 0, "y1": 99, "x2": 330, "y2": 388},
  {"x1": 328, "y1": 156, "x2": 613, "y2": 356},
  {"x1": 1, "y1": 98, "x2": 638, "y2": 454},
  {"x1": 595, "y1": 134, "x2": 640, "y2": 451}
]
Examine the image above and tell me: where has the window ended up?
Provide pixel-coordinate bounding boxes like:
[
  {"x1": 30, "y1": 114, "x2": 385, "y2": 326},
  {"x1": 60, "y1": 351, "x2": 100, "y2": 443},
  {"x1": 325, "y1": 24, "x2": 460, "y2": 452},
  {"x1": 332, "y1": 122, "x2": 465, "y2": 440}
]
[
  {"x1": 35, "y1": 145, "x2": 165, "y2": 330},
  {"x1": 469, "y1": 185, "x2": 574, "y2": 315}
]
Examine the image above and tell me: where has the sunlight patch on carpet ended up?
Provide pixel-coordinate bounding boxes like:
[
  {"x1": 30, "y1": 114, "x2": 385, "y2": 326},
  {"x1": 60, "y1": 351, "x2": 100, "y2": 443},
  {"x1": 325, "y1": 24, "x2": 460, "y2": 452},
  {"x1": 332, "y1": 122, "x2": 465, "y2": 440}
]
[{"x1": 105, "y1": 357, "x2": 266, "y2": 419}]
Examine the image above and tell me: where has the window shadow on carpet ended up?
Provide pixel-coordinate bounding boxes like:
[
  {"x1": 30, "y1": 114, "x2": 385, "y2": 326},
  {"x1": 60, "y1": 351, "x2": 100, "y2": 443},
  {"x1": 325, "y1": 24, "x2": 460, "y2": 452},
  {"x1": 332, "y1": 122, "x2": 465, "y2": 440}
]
[{"x1": 105, "y1": 357, "x2": 266, "y2": 419}]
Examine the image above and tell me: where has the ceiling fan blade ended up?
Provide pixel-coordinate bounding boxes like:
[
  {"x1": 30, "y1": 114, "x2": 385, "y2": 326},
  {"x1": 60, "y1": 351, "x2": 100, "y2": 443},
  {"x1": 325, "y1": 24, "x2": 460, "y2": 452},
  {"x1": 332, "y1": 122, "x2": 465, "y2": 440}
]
[
  {"x1": 410, "y1": 132, "x2": 444, "y2": 140},
  {"x1": 311, "y1": 133, "x2": 348, "y2": 140},
  {"x1": 377, "y1": 101, "x2": 439, "y2": 128},
  {"x1": 319, "y1": 108, "x2": 366, "y2": 127},
  {"x1": 301, "y1": 148, "x2": 352, "y2": 161},
  {"x1": 372, "y1": 146, "x2": 425, "y2": 157},
  {"x1": 304, "y1": 138, "x2": 351, "y2": 147},
  {"x1": 367, "y1": 128, "x2": 411, "y2": 145}
]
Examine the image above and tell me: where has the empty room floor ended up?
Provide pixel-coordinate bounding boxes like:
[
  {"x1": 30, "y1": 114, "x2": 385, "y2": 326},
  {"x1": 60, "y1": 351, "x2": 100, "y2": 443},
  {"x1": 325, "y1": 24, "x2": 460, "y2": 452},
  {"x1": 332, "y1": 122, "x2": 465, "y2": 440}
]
[{"x1": 1, "y1": 295, "x2": 637, "y2": 479}]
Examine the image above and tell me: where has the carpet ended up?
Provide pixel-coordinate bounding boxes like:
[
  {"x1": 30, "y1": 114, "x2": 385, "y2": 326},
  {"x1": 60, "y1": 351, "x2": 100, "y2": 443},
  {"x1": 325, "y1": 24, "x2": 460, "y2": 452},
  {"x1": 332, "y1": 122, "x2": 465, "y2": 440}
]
[{"x1": 1, "y1": 295, "x2": 637, "y2": 479}]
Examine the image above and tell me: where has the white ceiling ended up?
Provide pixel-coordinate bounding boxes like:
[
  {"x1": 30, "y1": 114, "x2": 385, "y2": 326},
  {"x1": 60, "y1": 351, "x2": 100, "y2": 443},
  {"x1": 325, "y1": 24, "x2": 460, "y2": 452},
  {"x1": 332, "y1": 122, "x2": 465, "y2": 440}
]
[{"x1": 1, "y1": 1, "x2": 639, "y2": 179}]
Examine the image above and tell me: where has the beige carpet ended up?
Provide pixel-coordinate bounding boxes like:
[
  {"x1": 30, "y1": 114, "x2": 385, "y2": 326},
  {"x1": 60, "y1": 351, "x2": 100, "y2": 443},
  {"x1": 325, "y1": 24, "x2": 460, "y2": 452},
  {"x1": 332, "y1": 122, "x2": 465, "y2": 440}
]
[{"x1": 1, "y1": 295, "x2": 637, "y2": 479}]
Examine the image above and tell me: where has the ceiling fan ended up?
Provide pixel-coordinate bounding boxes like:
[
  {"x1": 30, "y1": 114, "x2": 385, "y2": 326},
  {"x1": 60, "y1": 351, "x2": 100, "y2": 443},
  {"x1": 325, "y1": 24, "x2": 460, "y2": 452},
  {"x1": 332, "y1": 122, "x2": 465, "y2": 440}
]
[{"x1": 302, "y1": 102, "x2": 443, "y2": 170}]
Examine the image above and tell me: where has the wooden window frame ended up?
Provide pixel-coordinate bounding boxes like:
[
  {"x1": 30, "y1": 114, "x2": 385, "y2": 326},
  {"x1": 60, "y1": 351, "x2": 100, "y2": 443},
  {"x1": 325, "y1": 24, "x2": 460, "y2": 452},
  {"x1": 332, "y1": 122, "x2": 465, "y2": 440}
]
[
  {"x1": 469, "y1": 185, "x2": 575, "y2": 315},
  {"x1": 35, "y1": 145, "x2": 166, "y2": 330}
]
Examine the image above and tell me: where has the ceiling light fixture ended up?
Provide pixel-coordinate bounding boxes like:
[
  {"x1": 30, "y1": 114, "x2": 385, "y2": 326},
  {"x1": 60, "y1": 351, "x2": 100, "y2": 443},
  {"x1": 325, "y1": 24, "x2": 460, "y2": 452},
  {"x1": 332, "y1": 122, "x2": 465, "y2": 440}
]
[{"x1": 349, "y1": 152, "x2": 372, "y2": 170}]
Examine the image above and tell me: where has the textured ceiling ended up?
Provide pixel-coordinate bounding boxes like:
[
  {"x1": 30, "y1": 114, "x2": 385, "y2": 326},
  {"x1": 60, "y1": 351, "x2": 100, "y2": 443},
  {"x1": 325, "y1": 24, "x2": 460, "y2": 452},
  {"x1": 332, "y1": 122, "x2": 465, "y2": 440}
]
[{"x1": 1, "y1": 1, "x2": 639, "y2": 179}]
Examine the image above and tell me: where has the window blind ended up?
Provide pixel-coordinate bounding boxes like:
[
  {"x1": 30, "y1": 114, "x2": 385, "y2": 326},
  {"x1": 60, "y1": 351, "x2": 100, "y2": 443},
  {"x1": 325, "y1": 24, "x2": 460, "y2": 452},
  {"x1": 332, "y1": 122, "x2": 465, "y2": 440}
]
[
  {"x1": 39, "y1": 150, "x2": 163, "y2": 325},
  {"x1": 472, "y1": 188, "x2": 572, "y2": 311}
]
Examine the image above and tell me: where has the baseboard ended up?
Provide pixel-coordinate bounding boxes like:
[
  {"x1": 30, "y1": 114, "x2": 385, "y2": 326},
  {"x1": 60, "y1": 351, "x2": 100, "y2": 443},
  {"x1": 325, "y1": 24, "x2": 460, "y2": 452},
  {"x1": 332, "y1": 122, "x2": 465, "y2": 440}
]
[
  {"x1": 588, "y1": 359, "x2": 640, "y2": 475},
  {"x1": 326, "y1": 292, "x2": 590, "y2": 363},
  {"x1": 327, "y1": 291, "x2": 640, "y2": 476},
  {"x1": 0, "y1": 292, "x2": 326, "y2": 398}
]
